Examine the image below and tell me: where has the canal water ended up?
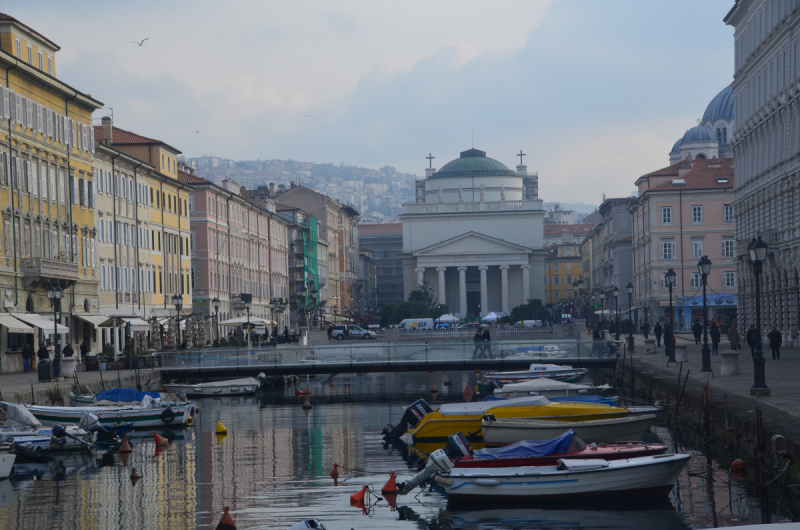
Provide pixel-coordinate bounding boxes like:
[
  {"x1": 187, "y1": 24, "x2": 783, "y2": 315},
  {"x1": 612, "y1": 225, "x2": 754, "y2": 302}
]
[{"x1": 0, "y1": 371, "x2": 794, "y2": 529}]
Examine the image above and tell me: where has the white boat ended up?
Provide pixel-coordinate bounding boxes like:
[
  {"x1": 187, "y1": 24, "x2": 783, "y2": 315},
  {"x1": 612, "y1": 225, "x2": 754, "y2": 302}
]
[
  {"x1": 24, "y1": 395, "x2": 196, "y2": 429},
  {"x1": 435, "y1": 453, "x2": 691, "y2": 501},
  {"x1": 163, "y1": 377, "x2": 261, "y2": 397},
  {"x1": 481, "y1": 414, "x2": 658, "y2": 447},
  {"x1": 485, "y1": 364, "x2": 588, "y2": 384},
  {"x1": 493, "y1": 379, "x2": 613, "y2": 399},
  {"x1": 0, "y1": 446, "x2": 15, "y2": 479},
  {"x1": 0, "y1": 404, "x2": 94, "y2": 457}
]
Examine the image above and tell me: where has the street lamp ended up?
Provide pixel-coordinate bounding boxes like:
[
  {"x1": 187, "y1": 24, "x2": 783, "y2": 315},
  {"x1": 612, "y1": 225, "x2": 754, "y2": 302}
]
[
  {"x1": 626, "y1": 282, "x2": 634, "y2": 352},
  {"x1": 242, "y1": 293, "x2": 252, "y2": 349},
  {"x1": 613, "y1": 286, "x2": 620, "y2": 341},
  {"x1": 665, "y1": 268, "x2": 677, "y2": 363},
  {"x1": 46, "y1": 283, "x2": 63, "y2": 377},
  {"x1": 172, "y1": 294, "x2": 182, "y2": 347},
  {"x1": 698, "y1": 256, "x2": 713, "y2": 377},
  {"x1": 599, "y1": 291, "x2": 605, "y2": 339},
  {"x1": 591, "y1": 292, "x2": 596, "y2": 325},
  {"x1": 748, "y1": 237, "x2": 770, "y2": 395},
  {"x1": 212, "y1": 297, "x2": 221, "y2": 343}
]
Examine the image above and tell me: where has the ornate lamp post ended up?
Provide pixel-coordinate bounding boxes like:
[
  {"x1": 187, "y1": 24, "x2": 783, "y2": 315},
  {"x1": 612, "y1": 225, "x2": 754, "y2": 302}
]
[
  {"x1": 665, "y1": 268, "x2": 677, "y2": 363},
  {"x1": 748, "y1": 237, "x2": 770, "y2": 395},
  {"x1": 591, "y1": 292, "x2": 596, "y2": 326},
  {"x1": 46, "y1": 283, "x2": 63, "y2": 377},
  {"x1": 172, "y1": 294, "x2": 182, "y2": 347},
  {"x1": 698, "y1": 256, "x2": 713, "y2": 377},
  {"x1": 626, "y1": 282, "x2": 634, "y2": 351},
  {"x1": 599, "y1": 291, "x2": 605, "y2": 339},
  {"x1": 613, "y1": 286, "x2": 620, "y2": 341},
  {"x1": 212, "y1": 297, "x2": 221, "y2": 342}
]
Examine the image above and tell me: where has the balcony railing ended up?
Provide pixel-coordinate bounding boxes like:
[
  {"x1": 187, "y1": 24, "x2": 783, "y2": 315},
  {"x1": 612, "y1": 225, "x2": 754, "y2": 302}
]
[
  {"x1": 21, "y1": 257, "x2": 79, "y2": 286},
  {"x1": 402, "y1": 199, "x2": 543, "y2": 215}
]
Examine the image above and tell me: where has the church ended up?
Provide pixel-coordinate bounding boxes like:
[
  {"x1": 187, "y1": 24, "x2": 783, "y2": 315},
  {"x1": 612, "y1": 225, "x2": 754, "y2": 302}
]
[{"x1": 401, "y1": 148, "x2": 546, "y2": 316}]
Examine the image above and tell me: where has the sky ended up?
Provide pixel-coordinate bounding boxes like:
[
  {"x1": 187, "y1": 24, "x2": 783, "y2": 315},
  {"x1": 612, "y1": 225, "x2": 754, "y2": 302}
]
[{"x1": 9, "y1": 0, "x2": 735, "y2": 203}]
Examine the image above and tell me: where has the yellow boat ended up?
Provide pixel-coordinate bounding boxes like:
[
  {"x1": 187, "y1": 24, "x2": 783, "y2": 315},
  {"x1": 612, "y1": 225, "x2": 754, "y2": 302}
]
[{"x1": 406, "y1": 396, "x2": 628, "y2": 441}]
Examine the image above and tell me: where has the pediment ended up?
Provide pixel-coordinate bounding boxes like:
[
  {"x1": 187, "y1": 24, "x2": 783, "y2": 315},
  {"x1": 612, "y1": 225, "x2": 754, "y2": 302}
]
[{"x1": 414, "y1": 231, "x2": 531, "y2": 257}]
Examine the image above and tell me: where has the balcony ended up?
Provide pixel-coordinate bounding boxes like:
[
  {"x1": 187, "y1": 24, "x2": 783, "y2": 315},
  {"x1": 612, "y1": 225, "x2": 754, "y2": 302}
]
[
  {"x1": 22, "y1": 257, "x2": 79, "y2": 288},
  {"x1": 340, "y1": 271, "x2": 357, "y2": 284}
]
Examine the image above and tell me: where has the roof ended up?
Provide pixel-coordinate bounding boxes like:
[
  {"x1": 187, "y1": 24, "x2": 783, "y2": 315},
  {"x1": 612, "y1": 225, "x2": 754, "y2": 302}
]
[
  {"x1": 543, "y1": 224, "x2": 596, "y2": 236},
  {"x1": 647, "y1": 158, "x2": 734, "y2": 192},
  {"x1": 177, "y1": 170, "x2": 210, "y2": 185},
  {"x1": 431, "y1": 148, "x2": 517, "y2": 179},
  {"x1": 93, "y1": 125, "x2": 182, "y2": 154},
  {"x1": 702, "y1": 86, "x2": 734, "y2": 124},
  {"x1": 358, "y1": 223, "x2": 402, "y2": 236},
  {"x1": 682, "y1": 125, "x2": 716, "y2": 143},
  {"x1": 670, "y1": 138, "x2": 683, "y2": 154},
  {"x1": 0, "y1": 13, "x2": 60, "y2": 51}
]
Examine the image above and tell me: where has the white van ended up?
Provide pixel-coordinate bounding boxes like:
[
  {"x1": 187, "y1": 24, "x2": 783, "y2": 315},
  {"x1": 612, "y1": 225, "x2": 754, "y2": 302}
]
[
  {"x1": 398, "y1": 318, "x2": 434, "y2": 331},
  {"x1": 513, "y1": 320, "x2": 542, "y2": 328}
]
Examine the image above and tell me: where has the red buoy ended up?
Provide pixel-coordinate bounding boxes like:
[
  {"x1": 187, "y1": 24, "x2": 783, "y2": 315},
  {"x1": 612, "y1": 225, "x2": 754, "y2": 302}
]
[
  {"x1": 381, "y1": 472, "x2": 398, "y2": 494},
  {"x1": 130, "y1": 467, "x2": 142, "y2": 484},
  {"x1": 303, "y1": 385, "x2": 311, "y2": 395},
  {"x1": 384, "y1": 493, "x2": 398, "y2": 510},
  {"x1": 216, "y1": 506, "x2": 236, "y2": 530},
  {"x1": 731, "y1": 458, "x2": 746, "y2": 470},
  {"x1": 430, "y1": 382, "x2": 438, "y2": 394},
  {"x1": 153, "y1": 432, "x2": 170, "y2": 446},
  {"x1": 119, "y1": 436, "x2": 132, "y2": 454},
  {"x1": 350, "y1": 485, "x2": 368, "y2": 504}
]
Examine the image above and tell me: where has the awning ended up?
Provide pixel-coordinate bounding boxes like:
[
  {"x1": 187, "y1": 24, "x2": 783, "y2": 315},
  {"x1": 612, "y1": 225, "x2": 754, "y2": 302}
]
[
  {"x1": 11, "y1": 313, "x2": 69, "y2": 334},
  {"x1": 74, "y1": 314, "x2": 113, "y2": 328},
  {"x1": 219, "y1": 316, "x2": 275, "y2": 327},
  {"x1": 0, "y1": 315, "x2": 33, "y2": 334},
  {"x1": 98, "y1": 316, "x2": 151, "y2": 332}
]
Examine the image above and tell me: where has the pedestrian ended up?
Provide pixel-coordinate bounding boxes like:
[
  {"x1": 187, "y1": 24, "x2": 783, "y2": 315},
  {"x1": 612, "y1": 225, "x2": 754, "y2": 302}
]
[
  {"x1": 482, "y1": 326, "x2": 493, "y2": 359},
  {"x1": 641, "y1": 321, "x2": 650, "y2": 340},
  {"x1": 653, "y1": 323, "x2": 663, "y2": 348},
  {"x1": 728, "y1": 322, "x2": 740, "y2": 350},
  {"x1": 36, "y1": 342, "x2": 49, "y2": 362},
  {"x1": 21, "y1": 342, "x2": 33, "y2": 373},
  {"x1": 62, "y1": 343, "x2": 74, "y2": 357},
  {"x1": 691, "y1": 320, "x2": 702, "y2": 345},
  {"x1": 80, "y1": 341, "x2": 88, "y2": 362},
  {"x1": 709, "y1": 320, "x2": 721, "y2": 355},
  {"x1": 327, "y1": 323, "x2": 334, "y2": 341},
  {"x1": 745, "y1": 324, "x2": 759, "y2": 358},
  {"x1": 472, "y1": 327, "x2": 483, "y2": 359},
  {"x1": 768, "y1": 325, "x2": 782, "y2": 360},
  {"x1": 662, "y1": 324, "x2": 673, "y2": 357}
]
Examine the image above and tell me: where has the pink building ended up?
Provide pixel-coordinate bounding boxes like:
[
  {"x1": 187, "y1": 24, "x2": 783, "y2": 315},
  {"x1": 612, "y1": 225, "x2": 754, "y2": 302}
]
[
  {"x1": 630, "y1": 158, "x2": 736, "y2": 331},
  {"x1": 180, "y1": 166, "x2": 290, "y2": 336}
]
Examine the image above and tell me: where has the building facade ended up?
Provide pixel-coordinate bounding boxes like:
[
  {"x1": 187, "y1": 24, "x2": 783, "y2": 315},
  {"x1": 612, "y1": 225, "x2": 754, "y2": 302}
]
[
  {"x1": 544, "y1": 244, "x2": 582, "y2": 306},
  {"x1": 358, "y1": 222, "x2": 404, "y2": 307},
  {"x1": 725, "y1": 1, "x2": 800, "y2": 345},
  {"x1": 543, "y1": 223, "x2": 596, "y2": 247},
  {"x1": 402, "y1": 148, "x2": 546, "y2": 316}
]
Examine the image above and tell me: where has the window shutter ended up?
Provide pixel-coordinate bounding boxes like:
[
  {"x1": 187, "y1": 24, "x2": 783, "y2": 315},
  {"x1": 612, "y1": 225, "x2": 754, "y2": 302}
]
[
  {"x1": 83, "y1": 124, "x2": 88, "y2": 151},
  {"x1": 50, "y1": 168, "x2": 56, "y2": 200},
  {"x1": 31, "y1": 161, "x2": 38, "y2": 195},
  {"x1": 40, "y1": 164, "x2": 47, "y2": 199},
  {"x1": 22, "y1": 160, "x2": 28, "y2": 192},
  {"x1": 88, "y1": 181, "x2": 94, "y2": 208},
  {"x1": 97, "y1": 169, "x2": 103, "y2": 192},
  {"x1": 37, "y1": 104, "x2": 44, "y2": 134},
  {"x1": 77, "y1": 122, "x2": 82, "y2": 150},
  {"x1": 0, "y1": 88, "x2": 5, "y2": 118},
  {"x1": 26, "y1": 98, "x2": 33, "y2": 129},
  {"x1": 100, "y1": 265, "x2": 105, "y2": 291}
]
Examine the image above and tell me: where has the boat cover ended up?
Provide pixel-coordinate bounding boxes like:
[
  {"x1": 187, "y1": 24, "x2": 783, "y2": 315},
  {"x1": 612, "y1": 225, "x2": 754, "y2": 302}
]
[
  {"x1": 472, "y1": 430, "x2": 576, "y2": 459},
  {"x1": 5, "y1": 404, "x2": 42, "y2": 429},
  {"x1": 437, "y1": 395, "x2": 549, "y2": 417},
  {"x1": 485, "y1": 395, "x2": 619, "y2": 407},
  {"x1": 95, "y1": 388, "x2": 160, "y2": 403},
  {"x1": 500, "y1": 379, "x2": 585, "y2": 392}
]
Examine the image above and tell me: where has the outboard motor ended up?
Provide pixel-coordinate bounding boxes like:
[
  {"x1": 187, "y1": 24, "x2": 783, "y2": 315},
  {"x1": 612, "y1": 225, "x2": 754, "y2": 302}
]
[
  {"x1": 477, "y1": 379, "x2": 502, "y2": 399},
  {"x1": 442, "y1": 432, "x2": 472, "y2": 459},
  {"x1": 396, "y1": 448, "x2": 454, "y2": 495},
  {"x1": 12, "y1": 441, "x2": 44, "y2": 459},
  {"x1": 79, "y1": 412, "x2": 118, "y2": 444},
  {"x1": 382, "y1": 399, "x2": 433, "y2": 439},
  {"x1": 51, "y1": 424, "x2": 93, "y2": 449}
]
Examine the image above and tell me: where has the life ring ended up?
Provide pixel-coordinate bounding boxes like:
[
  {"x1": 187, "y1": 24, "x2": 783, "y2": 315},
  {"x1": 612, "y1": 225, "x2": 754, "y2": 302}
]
[{"x1": 161, "y1": 408, "x2": 175, "y2": 424}]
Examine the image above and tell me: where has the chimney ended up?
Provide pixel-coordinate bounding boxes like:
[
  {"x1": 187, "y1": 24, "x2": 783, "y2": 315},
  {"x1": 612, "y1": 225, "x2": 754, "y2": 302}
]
[
  {"x1": 101, "y1": 116, "x2": 113, "y2": 144},
  {"x1": 269, "y1": 182, "x2": 275, "y2": 197}
]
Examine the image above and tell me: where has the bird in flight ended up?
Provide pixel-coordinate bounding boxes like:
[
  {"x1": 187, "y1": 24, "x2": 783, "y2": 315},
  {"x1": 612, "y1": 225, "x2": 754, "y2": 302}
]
[{"x1": 131, "y1": 38, "x2": 150, "y2": 46}]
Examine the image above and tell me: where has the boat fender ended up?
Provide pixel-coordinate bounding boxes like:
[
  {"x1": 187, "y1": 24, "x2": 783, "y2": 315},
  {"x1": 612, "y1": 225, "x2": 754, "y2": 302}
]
[
  {"x1": 433, "y1": 475, "x2": 451, "y2": 486},
  {"x1": 482, "y1": 414, "x2": 496, "y2": 422},
  {"x1": 161, "y1": 408, "x2": 176, "y2": 424},
  {"x1": 474, "y1": 479, "x2": 499, "y2": 486}
]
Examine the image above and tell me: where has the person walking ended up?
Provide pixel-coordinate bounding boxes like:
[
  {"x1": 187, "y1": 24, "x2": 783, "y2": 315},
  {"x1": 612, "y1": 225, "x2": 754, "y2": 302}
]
[
  {"x1": 728, "y1": 322, "x2": 740, "y2": 350},
  {"x1": 691, "y1": 320, "x2": 703, "y2": 345},
  {"x1": 80, "y1": 341, "x2": 88, "y2": 362},
  {"x1": 641, "y1": 321, "x2": 650, "y2": 340},
  {"x1": 653, "y1": 323, "x2": 663, "y2": 348},
  {"x1": 746, "y1": 325, "x2": 759, "y2": 358},
  {"x1": 768, "y1": 326, "x2": 782, "y2": 360},
  {"x1": 21, "y1": 342, "x2": 33, "y2": 373},
  {"x1": 482, "y1": 326, "x2": 493, "y2": 359},
  {"x1": 327, "y1": 323, "x2": 334, "y2": 341},
  {"x1": 472, "y1": 327, "x2": 484, "y2": 359},
  {"x1": 709, "y1": 320, "x2": 721, "y2": 355}
]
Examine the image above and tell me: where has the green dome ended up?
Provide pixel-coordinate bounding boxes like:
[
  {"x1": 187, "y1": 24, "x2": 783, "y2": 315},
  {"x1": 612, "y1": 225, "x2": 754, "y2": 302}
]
[{"x1": 431, "y1": 148, "x2": 516, "y2": 178}]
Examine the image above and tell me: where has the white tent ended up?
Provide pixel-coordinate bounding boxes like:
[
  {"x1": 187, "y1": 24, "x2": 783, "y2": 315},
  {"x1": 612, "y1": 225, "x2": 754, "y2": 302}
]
[
  {"x1": 436, "y1": 314, "x2": 459, "y2": 323},
  {"x1": 593, "y1": 310, "x2": 613, "y2": 316},
  {"x1": 481, "y1": 312, "x2": 499, "y2": 322}
]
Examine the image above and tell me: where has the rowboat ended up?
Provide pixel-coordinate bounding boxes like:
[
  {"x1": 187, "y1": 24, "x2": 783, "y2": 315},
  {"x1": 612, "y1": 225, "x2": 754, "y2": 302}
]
[
  {"x1": 485, "y1": 364, "x2": 588, "y2": 384},
  {"x1": 397, "y1": 396, "x2": 629, "y2": 442},
  {"x1": 0, "y1": 404, "x2": 95, "y2": 457},
  {"x1": 482, "y1": 413, "x2": 658, "y2": 447},
  {"x1": 454, "y1": 430, "x2": 667, "y2": 468},
  {"x1": 24, "y1": 396, "x2": 196, "y2": 429},
  {"x1": 493, "y1": 379, "x2": 613, "y2": 399},
  {"x1": 436, "y1": 453, "x2": 691, "y2": 502},
  {"x1": 163, "y1": 377, "x2": 261, "y2": 397}
]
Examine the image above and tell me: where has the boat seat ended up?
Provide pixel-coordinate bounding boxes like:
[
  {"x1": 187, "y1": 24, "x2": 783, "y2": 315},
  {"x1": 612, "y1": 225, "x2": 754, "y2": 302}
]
[{"x1": 557, "y1": 459, "x2": 609, "y2": 471}]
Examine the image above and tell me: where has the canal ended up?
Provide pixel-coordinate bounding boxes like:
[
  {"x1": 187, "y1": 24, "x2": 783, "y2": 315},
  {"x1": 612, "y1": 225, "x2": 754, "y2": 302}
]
[{"x1": 0, "y1": 370, "x2": 794, "y2": 529}]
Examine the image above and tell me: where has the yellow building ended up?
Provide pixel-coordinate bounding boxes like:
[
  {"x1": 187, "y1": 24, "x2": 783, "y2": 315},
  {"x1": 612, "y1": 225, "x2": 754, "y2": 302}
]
[
  {"x1": 0, "y1": 14, "x2": 102, "y2": 371},
  {"x1": 544, "y1": 244, "x2": 582, "y2": 306}
]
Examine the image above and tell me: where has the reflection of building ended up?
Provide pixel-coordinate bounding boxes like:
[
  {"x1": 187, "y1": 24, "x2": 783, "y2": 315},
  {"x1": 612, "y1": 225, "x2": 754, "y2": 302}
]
[
  {"x1": 544, "y1": 244, "x2": 582, "y2": 306},
  {"x1": 358, "y1": 223, "x2": 403, "y2": 307},
  {"x1": 402, "y1": 148, "x2": 545, "y2": 316}
]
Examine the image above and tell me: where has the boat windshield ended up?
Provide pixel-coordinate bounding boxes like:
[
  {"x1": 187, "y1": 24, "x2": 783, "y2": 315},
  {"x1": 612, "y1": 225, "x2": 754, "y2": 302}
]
[{"x1": 566, "y1": 434, "x2": 587, "y2": 452}]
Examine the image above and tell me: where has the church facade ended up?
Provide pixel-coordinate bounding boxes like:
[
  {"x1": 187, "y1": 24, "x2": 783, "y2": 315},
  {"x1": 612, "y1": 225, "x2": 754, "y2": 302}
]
[{"x1": 401, "y1": 148, "x2": 545, "y2": 316}]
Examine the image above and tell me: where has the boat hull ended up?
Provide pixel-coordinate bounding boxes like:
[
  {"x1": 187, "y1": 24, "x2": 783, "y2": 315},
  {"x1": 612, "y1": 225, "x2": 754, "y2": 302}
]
[
  {"x1": 442, "y1": 454, "x2": 690, "y2": 502},
  {"x1": 455, "y1": 442, "x2": 668, "y2": 468},
  {"x1": 27, "y1": 404, "x2": 195, "y2": 429},
  {"x1": 482, "y1": 414, "x2": 657, "y2": 447},
  {"x1": 0, "y1": 453, "x2": 13, "y2": 479},
  {"x1": 163, "y1": 377, "x2": 260, "y2": 397}
]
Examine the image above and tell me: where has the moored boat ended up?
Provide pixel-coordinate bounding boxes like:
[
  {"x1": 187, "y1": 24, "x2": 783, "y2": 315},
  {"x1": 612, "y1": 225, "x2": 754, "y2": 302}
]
[
  {"x1": 482, "y1": 413, "x2": 657, "y2": 447},
  {"x1": 492, "y1": 378, "x2": 613, "y2": 399},
  {"x1": 163, "y1": 377, "x2": 261, "y2": 397},
  {"x1": 436, "y1": 453, "x2": 691, "y2": 502},
  {"x1": 24, "y1": 395, "x2": 196, "y2": 429},
  {"x1": 0, "y1": 404, "x2": 95, "y2": 457},
  {"x1": 485, "y1": 364, "x2": 588, "y2": 384}
]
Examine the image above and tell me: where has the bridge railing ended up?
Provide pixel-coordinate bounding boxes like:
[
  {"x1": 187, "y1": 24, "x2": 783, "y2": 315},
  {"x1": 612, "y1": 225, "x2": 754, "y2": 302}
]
[
  {"x1": 159, "y1": 338, "x2": 624, "y2": 370},
  {"x1": 384, "y1": 327, "x2": 554, "y2": 340}
]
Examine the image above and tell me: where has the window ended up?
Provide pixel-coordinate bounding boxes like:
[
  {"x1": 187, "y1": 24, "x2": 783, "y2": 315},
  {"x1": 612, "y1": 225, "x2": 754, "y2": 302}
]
[
  {"x1": 566, "y1": 290, "x2": 573, "y2": 300},
  {"x1": 723, "y1": 239, "x2": 735, "y2": 259},
  {"x1": 723, "y1": 271, "x2": 736, "y2": 288},
  {"x1": 565, "y1": 262, "x2": 572, "y2": 270},
  {"x1": 47, "y1": 56, "x2": 52, "y2": 75},
  {"x1": 37, "y1": 51, "x2": 43, "y2": 70},
  {"x1": 553, "y1": 291, "x2": 561, "y2": 301},
  {"x1": 566, "y1": 275, "x2": 573, "y2": 284},
  {"x1": 100, "y1": 265, "x2": 106, "y2": 291},
  {"x1": 553, "y1": 276, "x2": 560, "y2": 285},
  {"x1": 692, "y1": 239, "x2": 704, "y2": 259},
  {"x1": 723, "y1": 204, "x2": 734, "y2": 222},
  {"x1": 691, "y1": 205, "x2": 703, "y2": 223},
  {"x1": 544, "y1": 276, "x2": 548, "y2": 285},
  {"x1": 552, "y1": 262, "x2": 559, "y2": 271},
  {"x1": 690, "y1": 272, "x2": 701, "y2": 289},
  {"x1": 660, "y1": 240, "x2": 676, "y2": 260},
  {"x1": 26, "y1": 45, "x2": 32, "y2": 64},
  {"x1": 15, "y1": 39, "x2": 21, "y2": 59},
  {"x1": 661, "y1": 206, "x2": 673, "y2": 225},
  {"x1": 58, "y1": 169, "x2": 65, "y2": 203}
]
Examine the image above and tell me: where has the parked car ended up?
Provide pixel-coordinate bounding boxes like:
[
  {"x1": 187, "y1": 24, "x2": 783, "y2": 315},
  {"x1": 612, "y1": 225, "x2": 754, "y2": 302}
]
[{"x1": 331, "y1": 325, "x2": 377, "y2": 340}]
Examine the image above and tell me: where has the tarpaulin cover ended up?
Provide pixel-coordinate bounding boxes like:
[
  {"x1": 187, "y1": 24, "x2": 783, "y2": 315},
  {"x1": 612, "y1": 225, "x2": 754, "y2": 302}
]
[
  {"x1": 4, "y1": 403, "x2": 42, "y2": 429},
  {"x1": 472, "y1": 430, "x2": 576, "y2": 459},
  {"x1": 95, "y1": 388, "x2": 160, "y2": 403},
  {"x1": 486, "y1": 394, "x2": 619, "y2": 407}
]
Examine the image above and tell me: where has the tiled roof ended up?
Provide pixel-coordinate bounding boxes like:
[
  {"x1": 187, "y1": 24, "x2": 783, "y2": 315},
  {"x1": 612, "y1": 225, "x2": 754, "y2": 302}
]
[
  {"x1": 358, "y1": 223, "x2": 402, "y2": 235},
  {"x1": 93, "y1": 125, "x2": 182, "y2": 154},
  {"x1": 648, "y1": 158, "x2": 734, "y2": 192},
  {"x1": 177, "y1": 170, "x2": 209, "y2": 185},
  {"x1": 543, "y1": 223, "x2": 596, "y2": 235},
  {"x1": 0, "y1": 13, "x2": 60, "y2": 50}
]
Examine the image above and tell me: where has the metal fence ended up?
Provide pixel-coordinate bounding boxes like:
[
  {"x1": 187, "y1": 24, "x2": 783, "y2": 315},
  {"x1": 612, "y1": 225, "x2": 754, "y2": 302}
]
[{"x1": 384, "y1": 327, "x2": 554, "y2": 341}]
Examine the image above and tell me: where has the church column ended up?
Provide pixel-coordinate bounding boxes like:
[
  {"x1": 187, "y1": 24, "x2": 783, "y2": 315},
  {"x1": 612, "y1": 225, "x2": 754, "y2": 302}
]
[
  {"x1": 458, "y1": 266, "x2": 467, "y2": 315},
  {"x1": 437, "y1": 266, "x2": 447, "y2": 306},
  {"x1": 415, "y1": 267, "x2": 425, "y2": 288},
  {"x1": 521, "y1": 264, "x2": 531, "y2": 303},
  {"x1": 500, "y1": 265, "x2": 510, "y2": 313},
  {"x1": 479, "y1": 265, "x2": 488, "y2": 314}
]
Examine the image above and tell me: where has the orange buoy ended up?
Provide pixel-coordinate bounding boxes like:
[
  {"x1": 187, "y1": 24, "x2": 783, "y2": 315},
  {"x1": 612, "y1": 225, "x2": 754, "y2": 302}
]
[
  {"x1": 119, "y1": 436, "x2": 132, "y2": 454},
  {"x1": 731, "y1": 468, "x2": 746, "y2": 482},
  {"x1": 381, "y1": 472, "x2": 398, "y2": 494},
  {"x1": 430, "y1": 382, "x2": 438, "y2": 394},
  {"x1": 303, "y1": 384, "x2": 311, "y2": 395},
  {"x1": 130, "y1": 467, "x2": 141, "y2": 483},
  {"x1": 295, "y1": 388, "x2": 303, "y2": 397},
  {"x1": 153, "y1": 432, "x2": 170, "y2": 446},
  {"x1": 731, "y1": 458, "x2": 746, "y2": 470},
  {"x1": 330, "y1": 463, "x2": 340, "y2": 482},
  {"x1": 350, "y1": 485, "x2": 368, "y2": 504},
  {"x1": 216, "y1": 506, "x2": 236, "y2": 530},
  {"x1": 384, "y1": 493, "x2": 398, "y2": 510},
  {"x1": 302, "y1": 397, "x2": 312, "y2": 410}
]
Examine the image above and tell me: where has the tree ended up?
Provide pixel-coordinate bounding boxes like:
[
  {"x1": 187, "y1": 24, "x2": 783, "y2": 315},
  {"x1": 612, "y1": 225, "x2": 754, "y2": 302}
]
[
  {"x1": 407, "y1": 279, "x2": 449, "y2": 318},
  {"x1": 506, "y1": 299, "x2": 550, "y2": 324}
]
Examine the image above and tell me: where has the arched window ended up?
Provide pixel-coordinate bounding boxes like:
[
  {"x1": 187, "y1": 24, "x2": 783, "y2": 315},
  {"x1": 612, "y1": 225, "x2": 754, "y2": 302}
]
[
  {"x1": 695, "y1": 153, "x2": 707, "y2": 160},
  {"x1": 722, "y1": 128, "x2": 727, "y2": 144},
  {"x1": 716, "y1": 128, "x2": 722, "y2": 143}
]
